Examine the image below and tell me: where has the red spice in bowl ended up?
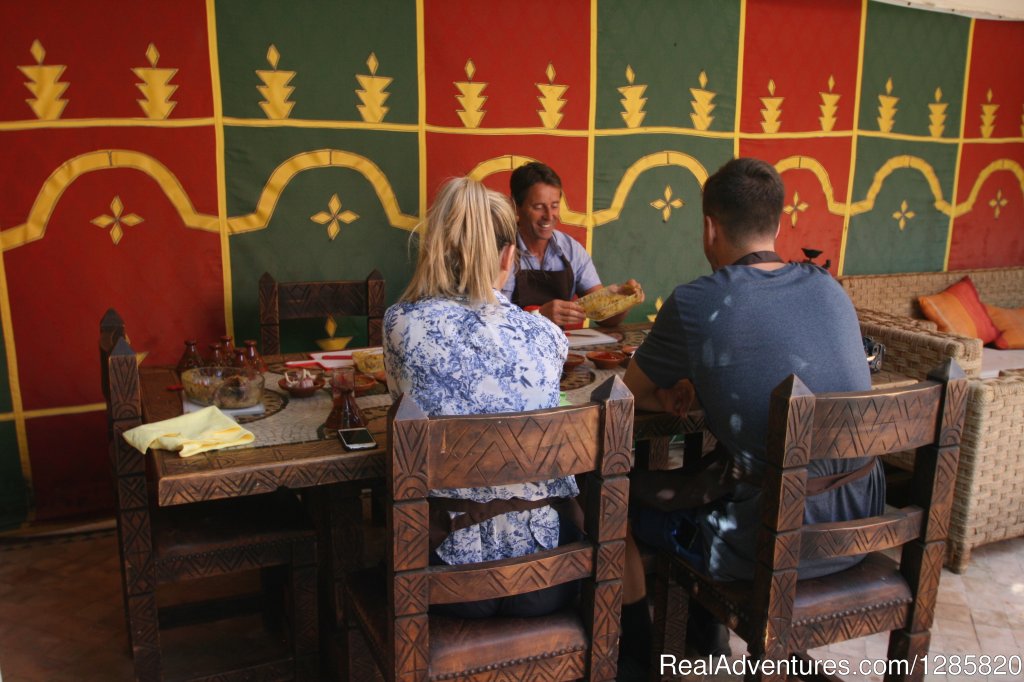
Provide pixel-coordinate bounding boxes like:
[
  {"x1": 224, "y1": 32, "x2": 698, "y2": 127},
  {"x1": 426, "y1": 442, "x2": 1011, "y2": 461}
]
[{"x1": 586, "y1": 351, "x2": 627, "y2": 369}]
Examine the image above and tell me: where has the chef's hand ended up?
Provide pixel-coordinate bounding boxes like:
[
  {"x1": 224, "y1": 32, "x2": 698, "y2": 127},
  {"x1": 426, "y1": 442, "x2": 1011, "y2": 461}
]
[
  {"x1": 540, "y1": 299, "x2": 586, "y2": 327},
  {"x1": 607, "y1": 279, "x2": 645, "y2": 305}
]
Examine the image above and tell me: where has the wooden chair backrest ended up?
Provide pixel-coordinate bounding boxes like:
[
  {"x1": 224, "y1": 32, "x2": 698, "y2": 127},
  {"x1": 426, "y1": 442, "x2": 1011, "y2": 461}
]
[
  {"x1": 752, "y1": 359, "x2": 968, "y2": 652},
  {"x1": 258, "y1": 270, "x2": 385, "y2": 354},
  {"x1": 386, "y1": 375, "x2": 635, "y2": 680}
]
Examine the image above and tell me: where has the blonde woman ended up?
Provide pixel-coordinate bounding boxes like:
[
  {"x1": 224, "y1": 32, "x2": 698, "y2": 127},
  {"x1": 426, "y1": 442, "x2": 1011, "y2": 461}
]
[{"x1": 383, "y1": 176, "x2": 576, "y2": 617}]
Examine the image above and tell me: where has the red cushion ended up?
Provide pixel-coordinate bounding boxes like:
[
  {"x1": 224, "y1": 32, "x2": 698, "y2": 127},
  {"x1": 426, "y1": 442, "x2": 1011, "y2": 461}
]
[{"x1": 918, "y1": 277, "x2": 1000, "y2": 344}]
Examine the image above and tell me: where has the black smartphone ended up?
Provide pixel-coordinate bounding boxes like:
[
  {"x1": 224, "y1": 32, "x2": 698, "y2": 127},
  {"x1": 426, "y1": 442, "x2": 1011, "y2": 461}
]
[{"x1": 337, "y1": 427, "x2": 377, "y2": 450}]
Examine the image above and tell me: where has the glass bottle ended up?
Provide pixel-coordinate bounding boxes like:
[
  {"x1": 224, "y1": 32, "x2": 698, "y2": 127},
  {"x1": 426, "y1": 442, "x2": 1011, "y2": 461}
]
[
  {"x1": 206, "y1": 343, "x2": 226, "y2": 367},
  {"x1": 220, "y1": 335, "x2": 234, "y2": 355},
  {"x1": 243, "y1": 340, "x2": 267, "y2": 373},
  {"x1": 325, "y1": 367, "x2": 366, "y2": 430},
  {"x1": 230, "y1": 347, "x2": 248, "y2": 369},
  {"x1": 176, "y1": 339, "x2": 204, "y2": 377}
]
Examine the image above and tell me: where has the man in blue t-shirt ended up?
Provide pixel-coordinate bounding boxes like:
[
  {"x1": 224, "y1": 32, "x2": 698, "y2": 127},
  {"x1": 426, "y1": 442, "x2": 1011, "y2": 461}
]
[
  {"x1": 619, "y1": 157, "x2": 883, "y2": 662},
  {"x1": 500, "y1": 162, "x2": 644, "y2": 327}
]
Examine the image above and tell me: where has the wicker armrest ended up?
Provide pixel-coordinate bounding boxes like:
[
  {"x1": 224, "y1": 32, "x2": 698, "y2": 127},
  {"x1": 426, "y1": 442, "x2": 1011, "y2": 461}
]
[
  {"x1": 857, "y1": 307, "x2": 938, "y2": 332},
  {"x1": 857, "y1": 318, "x2": 982, "y2": 379}
]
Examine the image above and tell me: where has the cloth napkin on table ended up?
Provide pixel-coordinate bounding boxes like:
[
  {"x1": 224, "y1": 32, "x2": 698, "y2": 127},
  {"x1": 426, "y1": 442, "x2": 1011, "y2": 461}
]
[{"x1": 122, "y1": 405, "x2": 255, "y2": 458}]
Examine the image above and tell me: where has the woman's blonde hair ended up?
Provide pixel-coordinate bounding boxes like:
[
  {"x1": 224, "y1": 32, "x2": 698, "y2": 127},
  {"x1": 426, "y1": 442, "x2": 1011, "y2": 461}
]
[{"x1": 400, "y1": 177, "x2": 517, "y2": 304}]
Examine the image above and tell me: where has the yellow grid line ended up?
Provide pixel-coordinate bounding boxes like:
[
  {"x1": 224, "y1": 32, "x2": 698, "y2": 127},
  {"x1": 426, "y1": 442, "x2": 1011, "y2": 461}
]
[
  {"x1": 207, "y1": 0, "x2": 233, "y2": 337},
  {"x1": 0, "y1": 241, "x2": 30, "y2": 496},
  {"x1": 838, "y1": 0, "x2": 870, "y2": 275},
  {"x1": 735, "y1": 0, "x2": 747, "y2": 159},
  {"x1": 945, "y1": 18, "x2": 975, "y2": 271}
]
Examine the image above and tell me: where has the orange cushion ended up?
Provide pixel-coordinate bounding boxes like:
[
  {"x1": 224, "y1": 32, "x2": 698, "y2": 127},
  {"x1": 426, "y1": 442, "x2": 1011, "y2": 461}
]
[
  {"x1": 986, "y1": 304, "x2": 1024, "y2": 350},
  {"x1": 918, "y1": 277, "x2": 1000, "y2": 344}
]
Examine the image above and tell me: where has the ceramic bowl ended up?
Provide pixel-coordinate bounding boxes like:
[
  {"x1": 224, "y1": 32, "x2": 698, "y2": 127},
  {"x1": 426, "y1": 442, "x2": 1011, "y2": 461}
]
[
  {"x1": 586, "y1": 350, "x2": 627, "y2": 370},
  {"x1": 182, "y1": 367, "x2": 264, "y2": 408},
  {"x1": 354, "y1": 372, "x2": 377, "y2": 396},
  {"x1": 563, "y1": 353, "x2": 586, "y2": 375},
  {"x1": 278, "y1": 376, "x2": 325, "y2": 398}
]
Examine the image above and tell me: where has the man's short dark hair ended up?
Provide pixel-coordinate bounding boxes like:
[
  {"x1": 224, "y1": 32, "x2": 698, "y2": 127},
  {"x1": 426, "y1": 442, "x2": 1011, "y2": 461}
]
[
  {"x1": 702, "y1": 158, "x2": 784, "y2": 244},
  {"x1": 510, "y1": 162, "x2": 562, "y2": 207}
]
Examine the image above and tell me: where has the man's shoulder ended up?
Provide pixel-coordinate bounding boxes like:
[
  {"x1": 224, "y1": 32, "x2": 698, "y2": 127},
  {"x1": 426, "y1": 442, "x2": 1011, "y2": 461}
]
[{"x1": 552, "y1": 229, "x2": 588, "y2": 255}]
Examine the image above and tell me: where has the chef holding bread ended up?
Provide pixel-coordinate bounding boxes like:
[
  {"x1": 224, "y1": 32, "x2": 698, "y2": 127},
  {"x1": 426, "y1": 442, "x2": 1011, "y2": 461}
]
[{"x1": 501, "y1": 161, "x2": 644, "y2": 327}]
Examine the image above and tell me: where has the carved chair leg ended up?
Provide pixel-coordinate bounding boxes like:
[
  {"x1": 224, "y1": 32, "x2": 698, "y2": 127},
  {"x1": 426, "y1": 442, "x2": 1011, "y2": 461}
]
[
  {"x1": 886, "y1": 628, "x2": 929, "y2": 682},
  {"x1": 650, "y1": 554, "x2": 688, "y2": 682}
]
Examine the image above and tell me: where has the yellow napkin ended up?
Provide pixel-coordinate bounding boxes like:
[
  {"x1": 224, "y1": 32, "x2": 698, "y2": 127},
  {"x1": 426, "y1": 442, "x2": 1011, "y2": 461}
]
[{"x1": 122, "y1": 405, "x2": 255, "y2": 458}]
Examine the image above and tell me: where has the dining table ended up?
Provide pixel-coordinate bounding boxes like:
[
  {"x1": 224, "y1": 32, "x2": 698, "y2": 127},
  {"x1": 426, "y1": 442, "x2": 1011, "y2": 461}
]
[
  {"x1": 136, "y1": 323, "x2": 914, "y2": 659},
  {"x1": 137, "y1": 324, "x2": 701, "y2": 645}
]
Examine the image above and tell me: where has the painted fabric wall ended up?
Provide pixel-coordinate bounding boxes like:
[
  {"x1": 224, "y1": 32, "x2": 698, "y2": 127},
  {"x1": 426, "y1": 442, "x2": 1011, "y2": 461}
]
[{"x1": 1, "y1": 0, "x2": 1022, "y2": 526}]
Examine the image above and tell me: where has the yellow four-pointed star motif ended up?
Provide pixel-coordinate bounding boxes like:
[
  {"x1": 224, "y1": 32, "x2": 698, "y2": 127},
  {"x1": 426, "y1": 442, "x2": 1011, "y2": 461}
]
[
  {"x1": 91, "y1": 196, "x2": 143, "y2": 245},
  {"x1": 311, "y1": 193, "x2": 359, "y2": 240},
  {"x1": 650, "y1": 185, "x2": 684, "y2": 222}
]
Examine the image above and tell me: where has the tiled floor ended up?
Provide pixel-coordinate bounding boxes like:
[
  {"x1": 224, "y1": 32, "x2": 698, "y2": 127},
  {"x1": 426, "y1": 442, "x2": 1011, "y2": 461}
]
[{"x1": 0, "y1": 524, "x2": 1022, "y2": 681}]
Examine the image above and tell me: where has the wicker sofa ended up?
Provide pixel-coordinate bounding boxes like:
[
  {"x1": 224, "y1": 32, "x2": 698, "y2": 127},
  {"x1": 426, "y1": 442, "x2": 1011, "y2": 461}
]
[{"x1": 838, "y1": 267, "x2": 1024, "y2": 572}]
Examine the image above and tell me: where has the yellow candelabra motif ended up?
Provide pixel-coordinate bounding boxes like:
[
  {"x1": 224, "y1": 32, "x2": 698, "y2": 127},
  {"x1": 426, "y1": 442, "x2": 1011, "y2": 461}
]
[
  {"x1": 760, "y1": 79, "x2": 783, "y2": 134},
  {"x1": 133, "y1": 44, "x2": 177, "y2": 119},
  {"x1": 19, "y1": 40, "x2": 69, "y2": 120},
  {"x1": 928, "y1": 87, "x2": 947, "y2": 138},
  {"x1": 989, "y1": 189, "x2": 1008, "y2": 219},
  {"x1": 356, "y1": 52, "x2": 392, "y2": 123},
  {"x1": 783, "y1": 191, "x2": 809, "y2": 228},
  {"x1": 618, "y1": 65, "x2": 648, "y2": 128},
  {"x1": 310, "y1": 193, "x2": 359, "y2": 241},
  {"x1": 647, "y1": 297, "x2": 663, "y2": 323},
  {"x1": 454, "y1": 59, "x2": 487, "y2": 128},
  {"x1": 536, "y1": 62, "x2": 567, "y2": 129},
  {"x1": 689, "y1": 71, "x2": 715, "y2": 131},
  {"x1": 91, "y1": 196, "x2": 143, "y2": 246},
  {"x1": 650, "y1": 185, "x2": 684, "y2": 222},
  {"x1": 819, "y1": 75, "x2": 839, "y2": 133},
  {"x1": 980, "y1": 89, "x2": 999, "y2": 139},
  {"x1": 891, "y1": 199, "x2": 915, "y2": 230},
  {"x1": 256, "y1": 45, "x2": 296, "y2": 120},
  {"x1": 877, "y1": 77, "x2": 898, "y2": 133}
]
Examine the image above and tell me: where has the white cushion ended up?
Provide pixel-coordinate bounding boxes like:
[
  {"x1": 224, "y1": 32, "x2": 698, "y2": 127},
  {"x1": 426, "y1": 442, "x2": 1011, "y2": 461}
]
[{"x1": 980, "y1": 348, "x2": 1024, "y2": 379}]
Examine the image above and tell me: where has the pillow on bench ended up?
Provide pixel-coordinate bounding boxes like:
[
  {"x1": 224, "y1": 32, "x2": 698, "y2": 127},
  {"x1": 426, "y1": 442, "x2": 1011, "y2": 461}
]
[
  {"x1": 918, "y1": 276, "x2": 1001, "y2": 344},
  {"x1": 986, "y1": 304, "x2": 1024, "y2": 350}
]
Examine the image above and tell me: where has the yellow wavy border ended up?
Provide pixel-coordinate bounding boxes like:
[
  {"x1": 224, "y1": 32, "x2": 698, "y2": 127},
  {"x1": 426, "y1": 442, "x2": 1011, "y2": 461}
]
[
  {"x1": 228, "y1": 149, "x2": 419, "y2": 234},
  {"x1": 3, "y1": 149, "x2": 1022, "y2": 251},
  {"x1": 778, "y1": 155, "x2": 1024, "y2": 220},
  {"x1": 0, "y1": 148, "x2": 419, "y2": 251}
]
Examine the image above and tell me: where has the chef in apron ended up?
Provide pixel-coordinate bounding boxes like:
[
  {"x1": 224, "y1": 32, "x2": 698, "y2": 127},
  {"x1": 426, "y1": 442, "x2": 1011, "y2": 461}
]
[{"x1": 501, "y1": 162, "x2": 644, "y2": 327}]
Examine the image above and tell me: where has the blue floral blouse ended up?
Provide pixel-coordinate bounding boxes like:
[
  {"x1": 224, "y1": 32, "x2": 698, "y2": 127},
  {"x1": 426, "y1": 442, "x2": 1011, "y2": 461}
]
[{"x1": 383, "y1": 290, "x2": 577, "y2": 566}]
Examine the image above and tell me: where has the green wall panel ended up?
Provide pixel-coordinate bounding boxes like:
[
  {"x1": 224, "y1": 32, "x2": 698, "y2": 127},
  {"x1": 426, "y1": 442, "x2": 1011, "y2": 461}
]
[
  {"x1": 844, "y1": 137, "x2": 958, "y2": 274},
  {"x1": 225, "y1": 126, "x2": 418, "y2": 350},
  {"x1": 860, "y1": 2, "x2": 969, "y2": 137},
  {"x1": 592, "y1": 135, "x2": 733, "y2": 322},
  {"x1": 0, "y1": 422, "x2": 28, "y2": 530},
  {"x1": 216, "y1": 0, "x2": 418, "y2": 123},
  {"x1": 596, "y1": 0, "x2": 740, "y2": 131}
]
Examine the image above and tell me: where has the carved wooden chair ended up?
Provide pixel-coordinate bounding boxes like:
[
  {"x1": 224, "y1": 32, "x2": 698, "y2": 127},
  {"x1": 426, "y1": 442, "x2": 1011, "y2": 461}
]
[
  {"x1": 650, "y1": 360, "x2": 968, "y2": 681},
  {"x1": 258, "y1": 270, "x2": 385, "y2": 355},
  {"x1": 100, "y1": 309, "x2": 320, "y2": 681},
  {"x1": 342, "y1": 375, "x2": 635, "y2": 681}
]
